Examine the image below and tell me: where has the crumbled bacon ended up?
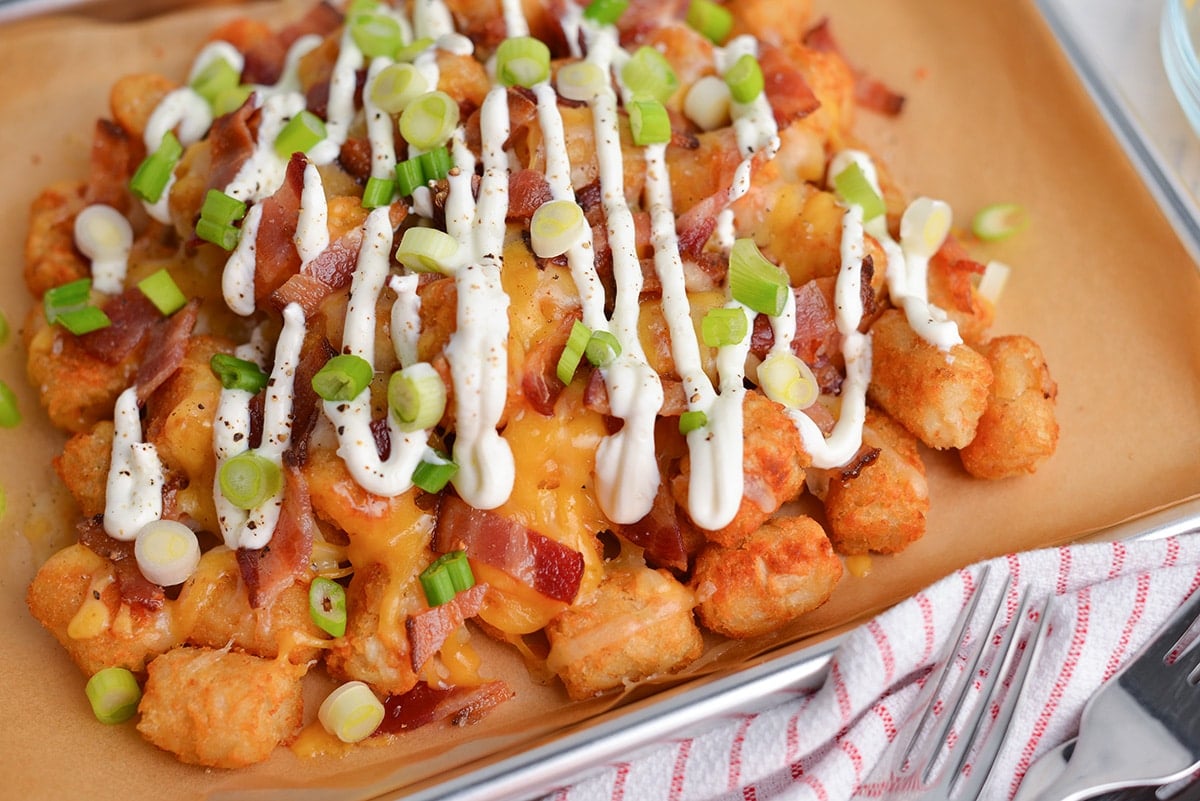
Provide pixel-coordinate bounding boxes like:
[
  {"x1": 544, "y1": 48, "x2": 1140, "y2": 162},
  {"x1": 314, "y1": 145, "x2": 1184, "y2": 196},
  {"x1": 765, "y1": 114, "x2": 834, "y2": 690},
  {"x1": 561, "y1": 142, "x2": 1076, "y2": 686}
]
[
  {"x1": 613, "y1": 484, "x2": 691, "y2": 571},
  {"x1": 759, "y1": 42, "x2": 822, "y2": 127},
  {"x1": 520, "y1": 312, "x2": 578, "y2": 415},
  {"x1": 675, "y1": 189, "x2": 728, "y2": 257},
  {"x1": 434, "y1": 495, "x2": 585, "y2": 604},
  {"x1": 237, "y1": 465, "x2": 316, "y2": 608},
  {"x1": 406, "y1": 584, "x2": 488, "y2": 672},
  {"x1": 77, "y1": 515, "x2": 165, "y2": 610},
  {"x1": 583, "y1": 369, "x2": 690, "y2": 417},
  {"x1": 284, "y1": 335, "x2": 337, "y2": 465},
  {"x1": 506, "y1": 169, "x2": 554, "y2": 221},
  {"x1": 269, "y1": 229, "x2": 362, "y2": 316},
  {"x1": 377, "y1": 680, "x2": 514, "y2": 734},
  {"x1": 253, "y1": 154, "x2": 305, "y2": 303},
  {"x1": 135, "y1": 299, "x2": 201, "y2": 404},
  {"x1": 803, "y1": 19, "x2": 905, "y2": 116},
  {"x1": 76, "y1": 289, "x2": 160, "y2": 365},
  {"x1": 206, "y1": 97, "x2": 259, "y2": 193},
  {"x1": 338, "y1": 136, "x2": 374, "y2": 183},
  {"x1": 87, "y1": 119, "x2": 139, "y2": 212},
  {"x1": 239, "y1": 2, "x2": 343, "y2": 85}
]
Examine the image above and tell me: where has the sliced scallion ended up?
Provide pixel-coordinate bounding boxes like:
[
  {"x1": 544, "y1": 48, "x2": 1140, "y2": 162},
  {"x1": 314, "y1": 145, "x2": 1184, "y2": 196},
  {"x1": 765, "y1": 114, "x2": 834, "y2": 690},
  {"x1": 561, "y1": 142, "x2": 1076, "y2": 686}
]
[
  {"x1": 190, "y1": 57, "x2": 240, "y2": 108},
  {"x1": 628, "y1": 98, "x2": 671, "y2": 146},
  {"x1": 213, "y1": 84, "x2": 253, "y2": 117},
  {"x1": 496, "y1": 36, "x2": 551, "y2": 88},
  {"x1": 57, "y1": 307, "x2": 113, "y2": 336},
  {"x1": 556, "y1": 320, "x2": 592, "y2": 384},
  {"x1": 832, "y1": 161, "x2": 885, "y2": 222},
  {"x1": 530, "y1": 199, "x2": 586, "y2": 258},
  {"x1": 361, "y1": 176, "x2": 396, "y2": 209},
  {"x1": 136, "y1": 269, "x2": 187, "y2": 316},
  {"x1": 369, "y1": 62, "x2": 429, "y2": 114},
  {"x1": 311, "y1": 353, "x2": 374, "y2": 401},
  {"x1": 43, "y1": 277, "x2": 91, "y2": 324},
  {"x1": 701, "y1": 306, "x2": 748, "y2": 347},
  {"x1": 199, "y1": 189, "x2": 247, "y2": 225},
  {"x1": 85, "y1": 667, "x2": 141, "y2": 725},
  {"x1": 621, "y1": 46, "x2": 679, "y2": 104},
  {"x1": 729, "y1": 238, "x2": 788, "y2": 316},
  {"x1": 318, "y1": 681, "x2": 384, "y2": 743},
  {"x1": 724, "y1": 53, "x2": 764, "y2": 104},
  {"x1": 0, "y1": 380, "x2": 21, "y2": 428},
  {"x1": 398, "y1": 91, "x2": 459, "y2": 150},
  {"x1": 556, "y1": 60, "x2": 608, "y2": 102},
  {"x1": 411, "y1": 451, "x2": 458, "y2": 493},
  {"x1": 582, "y1": 0, "x2": 629, "y2": 25},
  {"x1": 679, "y1": 409, "x2": 708, "y2": 434},
  {"x1": 393, "y1": 36, "x2": 435, "y2": 63},
  {"x1": 971, "y1": 202, "x2": 1028, "y2": 242},
  {"x1": 274, "y1": 110, "x2": 327, "y2": 158},
  {"x1": 350, "y1": 11, "x2": 403, "y2": 58},
  {"x1": 0, "y1": 310, "x2": 9, "y2": 346},
  {"x1": 395, "y1": 227, "x2": 460, "y2": 274},
  {"x1": 584, "y1": 329, "x2": 621, "y2": 367},
  {"x1": 133, "y1": 519, "x2": 201, "y2": 587},
  {"x1": 129, "y1": 131, "x2": 182, "y2": 204},
  {"x1": 417, "y1": 145, "x2": 452, "y2": 181},
  {"x1": 756, "y1": 351, "x2": 818, "y2": 410},
  {"x1": 387, "y1": 362, "x2": 446, "y2": 431},
  {"x1": 686, "y1": 0, "x2": 733, "y2": 44},
  {"x1": 419, "y1": 549, "x2": 474, "y2": 607},
  {"x1": 218, "y1": 450, "x2": 283, "y2": 509},
  {"x1": 195, "y1": 217, "x2": 241, "y2": 251},
  {"x1": 395, "y1": 157, "x2": 426, "y2": 196},
  {"x1": 308, "y1": 577, "x2": 347, "y2": 638},
  {"x1": 684, "y1": 74, "x2": 731, "y2": 132},
  {"x1": 210, "y1": 352, "x2": 269, "y2": 393}
]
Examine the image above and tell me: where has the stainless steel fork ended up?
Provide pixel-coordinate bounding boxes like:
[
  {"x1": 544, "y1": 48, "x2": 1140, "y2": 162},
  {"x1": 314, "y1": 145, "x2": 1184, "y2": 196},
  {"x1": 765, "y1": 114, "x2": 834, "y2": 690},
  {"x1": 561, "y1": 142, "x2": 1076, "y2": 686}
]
[{"x1": 869, "y1": 566, "x2": 1050, "y2": 800}]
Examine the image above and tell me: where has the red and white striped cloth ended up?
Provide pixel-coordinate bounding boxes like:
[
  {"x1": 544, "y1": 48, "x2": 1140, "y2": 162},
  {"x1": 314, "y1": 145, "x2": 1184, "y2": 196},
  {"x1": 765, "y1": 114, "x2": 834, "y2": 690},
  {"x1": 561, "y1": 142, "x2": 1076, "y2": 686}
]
[{"x1": 542, "y1": 533, "x2": 1200, "y2": 801}]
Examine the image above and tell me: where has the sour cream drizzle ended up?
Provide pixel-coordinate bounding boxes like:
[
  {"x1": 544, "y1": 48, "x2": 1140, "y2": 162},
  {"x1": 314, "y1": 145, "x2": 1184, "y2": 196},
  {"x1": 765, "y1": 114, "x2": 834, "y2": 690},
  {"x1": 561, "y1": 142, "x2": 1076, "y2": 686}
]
[
  {"x1": 213, "y1": 303, "x2": 305, "y2": 549},
  {"x1": 104, "y1": 387, "x2": 165, "y2": 541}
]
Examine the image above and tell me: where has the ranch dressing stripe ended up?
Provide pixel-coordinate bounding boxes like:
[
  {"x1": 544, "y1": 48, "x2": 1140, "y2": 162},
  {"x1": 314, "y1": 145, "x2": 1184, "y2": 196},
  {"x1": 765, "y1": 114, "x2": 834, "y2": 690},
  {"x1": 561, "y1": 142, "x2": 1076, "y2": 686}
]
[
  {"x1": 499, "y1": 0, "x2": 529, "y2": 37},
  {"x1": 295, "y1": 161, "x2": 330, "y2": 270},
  {"x1": 363, "y1": 57, "x2": 400, "y2": 180},
  {"x1": 388, "y1": 274, "x2": 422, "y2": 370},
  {"x1": 323, "y1": 208, "x2": 428, "y2": 497},
  {"x1": 412, "y1": 0, "x2": 455, "y2": 39},
  {"x1": 103, "y1": 387, "x2": 165, "y2": 541}
]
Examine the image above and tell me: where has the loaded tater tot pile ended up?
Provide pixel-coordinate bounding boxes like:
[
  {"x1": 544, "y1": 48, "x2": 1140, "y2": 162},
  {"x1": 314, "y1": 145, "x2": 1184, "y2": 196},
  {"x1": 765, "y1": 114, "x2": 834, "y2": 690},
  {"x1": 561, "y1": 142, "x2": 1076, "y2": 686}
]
[{"x1": 22, "y1": 0, "x2": 1057, "y2": 768}]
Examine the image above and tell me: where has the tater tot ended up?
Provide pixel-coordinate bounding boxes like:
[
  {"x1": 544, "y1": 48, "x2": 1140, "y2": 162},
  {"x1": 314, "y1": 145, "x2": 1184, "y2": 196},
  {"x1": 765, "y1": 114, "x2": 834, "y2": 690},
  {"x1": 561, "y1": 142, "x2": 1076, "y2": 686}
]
[
  {"x1": 54, "y1": 422, "x2": 114, "y2": 519},
  {"x1": 672, "y1": 391, "x2": 809, "y2": 548},
  {"x1": 545, "y1": 561, "x2": 702, "y2": 700},
  {"x1": 26, "y1": 544, "x2": 178, "y2": 676},
  {"x1": 960, "y1": 335, "x2": 1059, "y2": 479},
  {"x1": 137, "y1": 647, "x2": 306, "y2": 769},
  {"x1": 325, "y1": 563, "x2": 421, "y2": 696},
  {"x1": 821, "y1": 407, "x2": 930, "y2": 554},
  {"x1": 690, "y1": 515, "x2": 842, "y2": 639},
  {"x1": 867, "y1": 309, "x2": 993, "y2": 450}
]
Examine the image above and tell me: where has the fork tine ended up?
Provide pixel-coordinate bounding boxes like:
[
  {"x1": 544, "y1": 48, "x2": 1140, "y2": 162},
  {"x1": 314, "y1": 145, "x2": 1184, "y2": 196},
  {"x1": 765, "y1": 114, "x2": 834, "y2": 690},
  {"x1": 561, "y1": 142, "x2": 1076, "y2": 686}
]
[{"x1": 1142, "y1": 587, "x2": 1200, "y2": 660}]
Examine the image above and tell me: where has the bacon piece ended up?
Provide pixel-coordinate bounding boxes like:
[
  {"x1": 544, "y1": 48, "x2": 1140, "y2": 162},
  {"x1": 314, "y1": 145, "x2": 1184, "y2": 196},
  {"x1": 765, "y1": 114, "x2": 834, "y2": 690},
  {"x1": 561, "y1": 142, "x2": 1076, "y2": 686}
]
[
  {"x1": 506, "y1": 169, "x2": 554, "y2": 221},
  {"x1": 87, "y1": 119, "x2": 139, "y2": 211},
  {"x1": 613, "y1": 485, "x2": 691, "y2": 571},
  {"x1": 613, "y1": 0, "x2": 688, "y2": 44},
  {"x1": 338, "y1": 136, "x2": 374, "y2": 182},
  {"x1": 270, "y1": 228, "x2": 362, "y2": 315},
  {"x1": 135, "y1": 299, "x2": 201, "y2": 403},
  {"x1": 377, "y1": 680, "x2": 514, "y2": 734},
  {"x1": 751, "y1": 277, "x2": 840, "y2": 364},
  {"x1": 676, "y1": 188, "x2": 728, "y2": 257},
  {"x1": 434, "y1": 495, "x2": 585, "y2": 604},
  {"x1": 285, "y1": 336, "x2": 337, "y2": 465},
  {"x1": 406, "y1": 584, "x2": 488, "y2": 672},
  {"x1": 77, "y1": 288, "x2": 160, "y2": 364},
  {"x1": 520, "y1": 313, "x2": 579, "y2": 415},
  {"x1": 236, "y1": 465, "x2": 316, "y2": 609},
  {"x1": 77, "y1": 515, "x2": 165, "y2": 610},
  {"x1": 239, "y1": 3, "x2": 343, "y2": 86},
  {"x1": 254, "y1": 154, "x2": 305, "y2": 304},
  {"x1": 583, "y1": 369, "x2": 689, "y2": 417},
  {"x1": 206, "y1": 97, "x2": 258, "y2": 193},
  {"x1": 803, "y1": 19, "x2": 905, "y2": 117},
  {"x1": 759, "y1": 42, "x2": 821, "y2": 127}
]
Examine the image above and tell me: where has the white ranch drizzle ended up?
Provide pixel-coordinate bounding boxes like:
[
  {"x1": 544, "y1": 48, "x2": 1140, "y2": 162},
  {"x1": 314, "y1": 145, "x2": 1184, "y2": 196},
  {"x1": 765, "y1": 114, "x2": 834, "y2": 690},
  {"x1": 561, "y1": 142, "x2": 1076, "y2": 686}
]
[
  {"x1": 296, "y1": 161, "x2": 330, "y2": 269},
  {"x1": 388, "y1": 273, "x2": 422, "y2": 369},
  {"x1": 213, "y1": 303, "x2": 305, "y2": 549},
  {"x1": 141, "y1": 87, "x2": 212, "y2": 223},
  {"x1": 412, "y1": 0, "x2": 455, "y2": 39},
  {"x1": 74, "y1": 205, "x2": 133, "y2": 295},
  {"x1": 363, "y1": 57, "x2": 399, "y2": 180},
  {"x1": 103, "y1": 387, "x2": 165, "y2": 541},
  {"x1": 222, "y1": 202, "x2": 263, "y2": 316},
  {"x1": 323, "y1": 208, "x2": 429, "y2": 497},
  {"x1": 500, "y1": 0, "x2": 529, "y2": 37}
]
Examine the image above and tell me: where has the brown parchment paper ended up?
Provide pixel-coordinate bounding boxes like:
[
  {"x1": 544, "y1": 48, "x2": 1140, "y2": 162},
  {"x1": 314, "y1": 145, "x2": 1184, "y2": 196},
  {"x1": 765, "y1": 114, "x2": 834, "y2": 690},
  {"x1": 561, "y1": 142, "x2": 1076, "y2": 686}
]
[{"x1": 1, "y1": 0, "x2": 1199, "y2": 799}]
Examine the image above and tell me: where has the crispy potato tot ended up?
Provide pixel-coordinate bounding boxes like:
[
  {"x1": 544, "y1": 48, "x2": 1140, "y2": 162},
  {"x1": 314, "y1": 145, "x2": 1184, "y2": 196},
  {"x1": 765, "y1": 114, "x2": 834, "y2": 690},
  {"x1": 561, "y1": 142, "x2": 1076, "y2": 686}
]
[
  {"x1": 672, "y1": 391, "x2": 809, "y2": 547},
  {"x1": 324, "y1": 563, "x2": 421, "y2": 696},
  {"x1": 545, "y1": 560, "x2": 702, "y2": 700},
  {"x1": 54, "y1": 422, "x2": 114, "y2": 519},
  {"x1": 691, "y1": 515, "x2": 842, "y2": 639},
  {"x1": 137, "y1": 647, "x2": 306, "y2": 769},
  {"x1": 26, "y1": 544, "x2": 177, "y2": 676},
  {"x1": 820, "y1": 407, "x2": 929, "y2": 554},
  {"x1": 868, "y1": 309, "x2": 993, "y2": 450},
  {"x1": 23, "y1": 181, "x2": 90, "y2": 298},
  {"x1": 960, "y1": 336, "x2": 1059, "y2": 479},
  {"x1": 108, "y1": 73, "x2": 176, "y2": 139}
]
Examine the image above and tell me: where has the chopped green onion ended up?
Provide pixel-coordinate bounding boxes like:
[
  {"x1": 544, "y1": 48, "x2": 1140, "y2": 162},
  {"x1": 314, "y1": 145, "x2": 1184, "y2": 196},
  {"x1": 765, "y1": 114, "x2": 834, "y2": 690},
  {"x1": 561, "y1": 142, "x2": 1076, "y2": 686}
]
[
  {"x1": 395, "y1": 157, "x2": 426, "y2": 196},
  {"x1": 369, "y1": 62, "x2": 429, "y2": 114},
  {"x1": 195, "y1": 217, "x2": 241, "y2": 250},
  {"x1": 496, "y1": 36, "x2": 551, "y2": 88},
  {"x1": 396, "y1": 227, "x2": 460, "y2": 274},
  {"x1": 556, "y1": 320, "x2": 592, "y2": 384},
  {"x1": 57, "y1": 307, "x2": 113, "y2": 336},
  {"x1": 190, "y1": 57, "x2": 241, "y2": 108},
  {"x1": 412, "y1": 451, "x2": 458, "y2": 493},
  {"x1": 308, "y1": 577, "x2": 347, "y2": 638},
  {"x1": 628, "y1": 98, "x2": 671, "y2": 146},
  {"x1": 43, "y1": 278, "x2": 92, "y2": 324},
  {"x1": 394, "y1": 36, "x2": 435, "y2": 63},
  {"x1": 556, "y1": 60, "x2": 608, "y2": 102},
  {"x1": 398, "y1": 91, "x2": 459, "y2": 150},
  {"x1": 209, "y1": 352, "x2": 269, "y2": 393},
  {"x1": 420, "y1": 549, "x2": 474, "y2": 607},
  {"x1": 686, "y1": 0, "x2": 733, "y2": 44},
  {"x1": 350, "y1": 11, "x2": 403, "y2": 58},
  {"x1": 0, "y1": 310, "x2": 9, "y2": 345},
  {"x1": 274, "y1": 110, "x2": 327, "y2": 158},
  {"x1": 418, "y1": 145, "x2": 453, "y2": 181},
  {"x1": 218, "y1": 450, "x2": 283, "y2": 509},
  {"x1": 136, "y1": 269, "x2": 187, "y2": 316},
  {"x1": 213, "y1": 84, "x2": 253, "y2": 117},
  {"x1": 684, "y1": 74, "x2": 731, "y2": 131},
  {"x1": 899, "y1": 197, "x2": 952, "y2": 258},
  {"x1": 0, "y1": 485, "x2": 7, "y2": 520},
  {"x1": 701, "y1": 306, "x2": 748, "y2": 347},
  {"x1": 199, "y1": 189, "x2": 247, "y2": 225},
  {"x1": 679, "y1": 409, "x2": 708, "y2": 434},
  {"x1": 832, "y1": 162, "x2": 885, "y2": 222},
  {"x1": 133, "y1": 519, "x2": 201, "y2": 586},
  {"x1": 729, "y1": 238, "x2": 788, "y2": 316},
  {"x1": 346, "y1": 0, "x2": 380, "y2": 15},
  {"x1": 530, "y1": 199, "x2": 586, "y2": 258},
  {"x1": 971, "y1": 202, "x2": 1028, "y2": 242},
  {"x1": 724, "y1": 53, "x2": 764, "y2": 104},
  {"x1": 387, "y1": 362, "x2": 446, "y2": 431},
  {"x1": 621, "y1": 46, "x2": 679, "y2": 104},
  {"x1": 318, "y1": 681, "x2": 384, "y2": 743},
  {"x1": 85, "y1": 667, "x2": 141, "y2": 725},
  {"x1": 584, "y1": 329, "x2": 621, "y2": 367},
  {"x1": 583, "y1": 0, "x2": 629, "y2": 25},
  {"x1": 74, "y1": 205, "x2": 133, "y2": 264},
  {"x1": 129, "y1": 131, "x2": 182, "y2": 204},
  {"x1": 757, "y1": 351, "x2": 818, "y2": 410},
  {"x1": 0, "y1": 380, "x2": 21, "y2": 428},
  {"x1": 976, "y1": 259, "x2": 1012, "y2": 305},
  {"x1": 311, "y1": 353, "x2": 374, "y2": 401},
  {"x1": 361, "y1": 176, "x2": 396, "y2": 209}
]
